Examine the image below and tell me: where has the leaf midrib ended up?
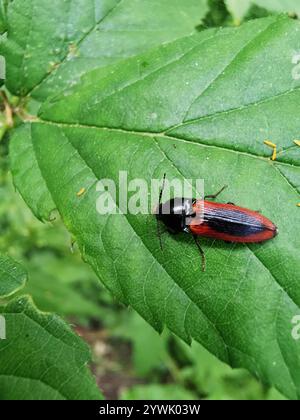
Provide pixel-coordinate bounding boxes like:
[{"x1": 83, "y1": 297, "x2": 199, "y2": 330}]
[{"x1": 35, "y1": 118, "x2": 300, "y2": 171}]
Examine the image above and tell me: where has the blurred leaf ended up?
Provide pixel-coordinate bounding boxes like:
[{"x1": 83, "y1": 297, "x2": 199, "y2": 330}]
[
  {"x1": 0, "y1": 111, "x2": 7, "y2": 140},
  {"x1": 117, "y1": 310, "x2": 168, "y2": 377},
  {"x1": 117, "y1": 315, "x2": 287, "y2": 400},
  {"x1": 171, "y1": 338, "x2": 286, "y2": 400},
  {"x1": 225, "y1": 0, "x2": 252, "y2": 24},
  {"x1": 225, "y1": 0, "x2": 300, "y2": 23},
  {"x1": 0, "y1": 1, "x2": 9, "y2": 33},
  {"x1": 0, "y1": 254, "x2": 27, "y2": 298},
  {"x1": 203, "y1": 0, "x2": 230, "y2": 27},
  {"x1": 180, "y1": 341, "x2": 266, "y2": 400},
  {"x1": 253, "y1": 0, "x2": 300, "y2": 16},
  {"x1": 22, "y1": 253, "x2": 104, "y2": 318},
  {"x1": 0, "y1": 170, "x2": 68, "y2": 254},
  {"x1": 0, "y1": 296, "x2": 103, "y2": 400},
  {"x1": 121, "y1": 383, "x2": 197, "y2": 400}
]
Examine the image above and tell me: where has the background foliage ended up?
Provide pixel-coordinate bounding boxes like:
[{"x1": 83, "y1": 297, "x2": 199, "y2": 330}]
[{"x1": 1, "y1": 0, "x2": 299, "y2": 400}]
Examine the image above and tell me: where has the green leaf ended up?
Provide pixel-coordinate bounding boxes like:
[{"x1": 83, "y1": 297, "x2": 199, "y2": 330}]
[
  {"x1": 0, "y1": 1, "x2": 10, "y2": 33},
  {"x1": 204, "y1": 0, "x2": 231, "y2": 27},
  {"x1": 8, "y1": 14, "x2": 300, "y2": 400},
  {"x1": 0, "y1": 254, "x2": 27, "y2": 298},
  {"x1": 174, "y1": 338, "x2": 282, "y2": 400},
  {"x1": 1, "y1": 0, "x2": 208, "y2": 100},
  {"x1": 0, "y1": 296, "x2": 103, "y2": 400},
  {"x1": 121, "y1": 384, "x2": 198, "y2": 400},
  {"x1": 118, "y1": 310, "x2": 168, "y2": 376},
  {"x1": 22, "y1": 253, "x2": 105, "y2": 319}
]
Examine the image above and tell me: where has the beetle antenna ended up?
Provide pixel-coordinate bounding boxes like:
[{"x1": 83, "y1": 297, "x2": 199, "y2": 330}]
[
  {"x1": 159, "y1": 173, "x2": 166, "y2": 205},
  {"x1": 157, "y1": 174, "x2": 166, "y2": 251}
]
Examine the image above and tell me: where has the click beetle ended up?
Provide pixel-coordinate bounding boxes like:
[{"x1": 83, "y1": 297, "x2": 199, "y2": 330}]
[{"x1": 156, "y1": 174, "x2": 278, "y2": 271}]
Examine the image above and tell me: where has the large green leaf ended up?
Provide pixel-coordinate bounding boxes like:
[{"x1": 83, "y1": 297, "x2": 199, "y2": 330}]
[
  {"x1": 9, "y1": 14, "x2": 300, "y2": 399},
  {"x1": 0, "y1": 255, "x2": 27, "y2": 298},
  {"x1": 1, "y1": 0, "x2": 208, "y2": 100}
]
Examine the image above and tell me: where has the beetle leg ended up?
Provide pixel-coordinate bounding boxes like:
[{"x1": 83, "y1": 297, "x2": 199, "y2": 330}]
[
  {"x1": 193, "y1": 235, "x2": 206, "y2": 272},
  {"x1": 181, "y1": 210, "x2": 188, "y2": 230},
  {"x1": 227, "y1": 202, "x2": 235, "y2": 205},
  {"x1": 205, "y1": 185, "x2": 228, "y2": 200}
]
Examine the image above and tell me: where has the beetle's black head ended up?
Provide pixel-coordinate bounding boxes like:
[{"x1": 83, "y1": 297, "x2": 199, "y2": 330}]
[{"x1": 156, "y1": 198, "x2": 193, "y2": 234}]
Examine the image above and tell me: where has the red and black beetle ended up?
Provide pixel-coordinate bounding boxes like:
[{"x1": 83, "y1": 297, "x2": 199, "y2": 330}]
[{"x1": 156, "y1": 175, "x2": 278, "y2": 271}]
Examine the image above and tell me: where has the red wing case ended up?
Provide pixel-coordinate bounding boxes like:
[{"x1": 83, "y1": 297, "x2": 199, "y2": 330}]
[{"x1": 189, "y1": 201, "x2": 278, "y2": 243}]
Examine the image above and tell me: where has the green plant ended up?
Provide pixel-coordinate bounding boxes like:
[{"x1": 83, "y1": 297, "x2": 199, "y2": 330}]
[
  {"x1": 0, "y1": 255, "x2": 103, "y2": 400},
  {"x1": 0, "y1": 0, "x2": 300, "y2": 400}
]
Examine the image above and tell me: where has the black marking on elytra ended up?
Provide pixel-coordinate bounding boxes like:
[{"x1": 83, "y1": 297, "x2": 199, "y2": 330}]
[{"x1": 204, "y1": 206, "x2": 265, "y2": 237}]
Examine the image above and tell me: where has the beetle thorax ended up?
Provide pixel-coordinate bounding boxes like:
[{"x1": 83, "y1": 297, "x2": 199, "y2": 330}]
[{"x1": 156, "y1": 198, "x2": 195, "y2": 234}]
